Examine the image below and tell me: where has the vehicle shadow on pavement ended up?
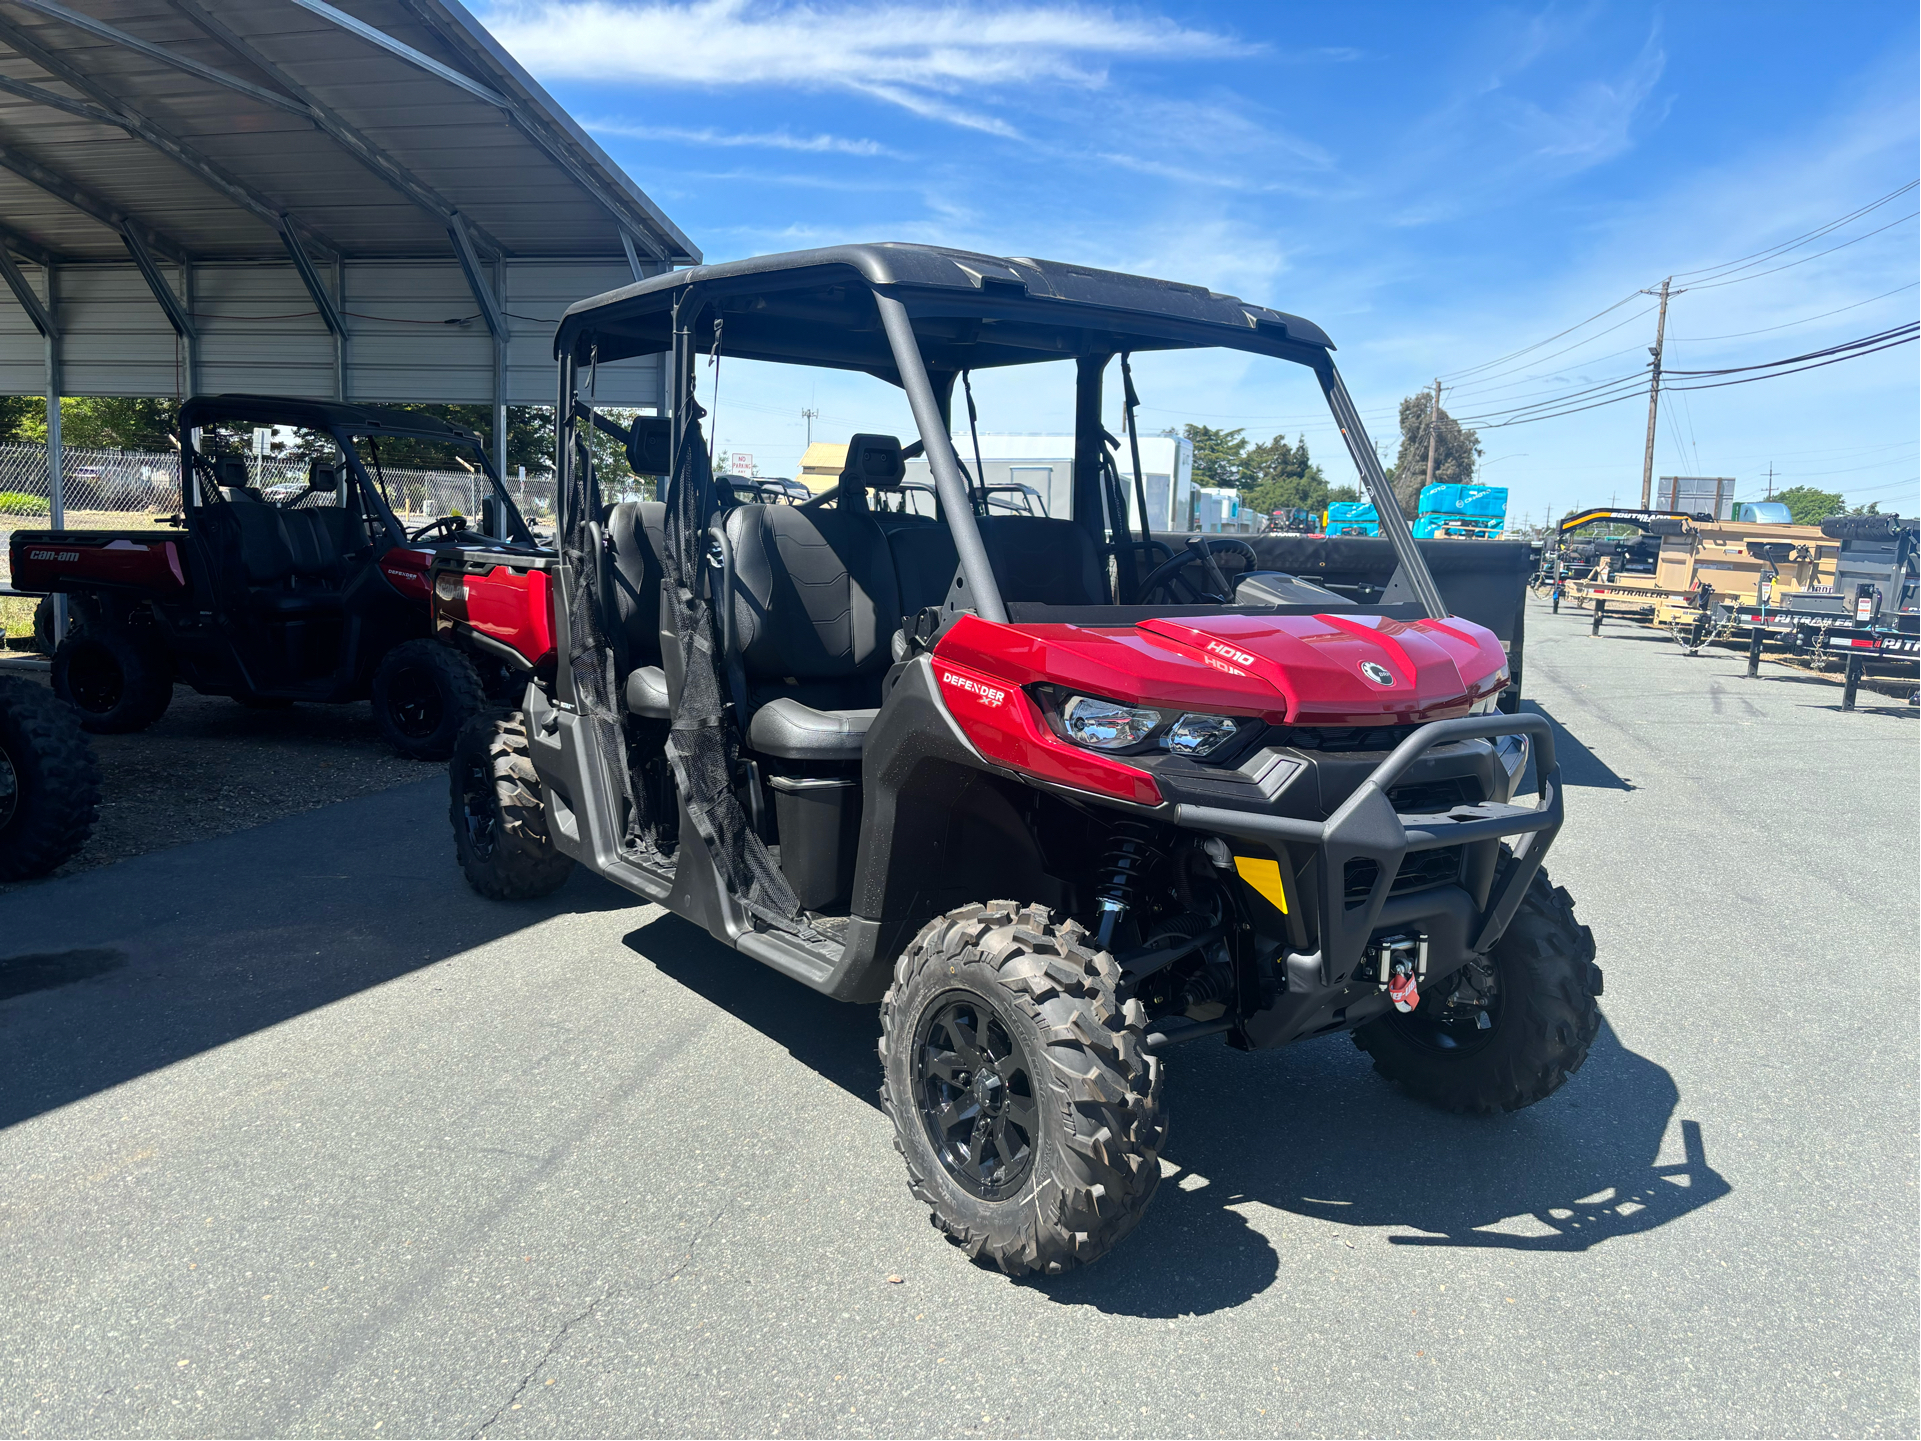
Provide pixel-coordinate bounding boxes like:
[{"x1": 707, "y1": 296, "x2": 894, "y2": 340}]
[
  {"x1": 1520, "y1": 700, "x2": 1636, "y2": 791},
  {"x1": 0, "y1": 780, "x2": 636, "y2": 1134},
  {"x1": 623, "y1": 912, "x2": 885, "y2": 1103},
  {"x1": 617, "y1": 916, "x2": 1724, "y2": 1321},
  {"x1": 1038, "y1": 1016, "x2": 1727, "y2": 1318}
]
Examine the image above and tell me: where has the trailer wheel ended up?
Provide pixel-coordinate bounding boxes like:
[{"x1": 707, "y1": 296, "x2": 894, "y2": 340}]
[
  {"x1": 0, "y1": 675, "x2": 101, "y2": 880},
  {"x1": 879, "y1": 902, "x2": 1165, "y2": 1276},
  {"x1": 448, "y1": 712, "x2": 573, "y2": 900},
  {"x1": 51, "y1": 626, "x2": 173, "y2": 733},
  {"x1": 1355, "y1": 866, "x2": 1599, "y2": 1114},
  {"x1": 372, "y1": 638, "x2": 486, "y2": 761}
]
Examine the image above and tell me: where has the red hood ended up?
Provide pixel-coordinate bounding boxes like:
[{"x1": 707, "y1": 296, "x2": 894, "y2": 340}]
[{"x1": 934, "y1": 610, "x2": 1508, "y2": 725}]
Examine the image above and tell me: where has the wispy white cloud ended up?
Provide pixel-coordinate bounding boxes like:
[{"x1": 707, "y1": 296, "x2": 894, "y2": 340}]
[
  {"x1": 584, "y1": 119, "x2": 902, "y2": 157},
  {"x1": 478, "y1": 0, "x2": 1252, "y2": 134}
]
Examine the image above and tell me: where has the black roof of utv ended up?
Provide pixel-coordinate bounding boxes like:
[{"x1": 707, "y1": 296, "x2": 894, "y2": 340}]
[
  {"x1": 179, "y1": 395, "x2": 483, "y2": 446},
  {"x1": 554, "y1": 243, "x2": 1337, "y2": 378}
]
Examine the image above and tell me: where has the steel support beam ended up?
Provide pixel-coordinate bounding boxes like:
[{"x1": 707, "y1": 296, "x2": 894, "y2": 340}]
[
  {"x1": 121, "y1": 225, "x2": 197, "y2": 341},
  {"x1": 4, "y1": 0, "x2": 310, "y2": 117},
  {"x1": 0, "y1": 140, "x2": 188, "y2": 262},
  {"x1": 280, "y1": 225, "x2": 343, "y2": 335},
  {"x1": 285, "y1": 0, "x2": 507, "y2": 107},
  {"x1": 447, "y1": 214, "x2": 505, "y2": 339},
  {"x1": 0, "y1": 20, "x2": 341, "y2": 256},
  {"x1": 0, "y1": 241, "x2": 55, "y2": 337},
  {"x1": 0, "y1": 220, "x2": 57, "y2": 270},
  {"x1": 163, "y1": 0, "x2": 510, "y2": 259}
]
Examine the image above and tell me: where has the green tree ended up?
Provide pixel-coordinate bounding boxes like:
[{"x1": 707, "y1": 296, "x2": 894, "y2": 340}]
[
  {"x1": 1182, "y1": 424, "x2": 1250, "y2": 488},
  {"x1": 1388, "y1": 392, "x2": 1481, "y2": 518},
  {"x1": 11, "y1": 397, "x2": 180, "y2": 450},
  {"x1": 1326, "y1": 484, "x2": 1360, "y2": 504},
  {"x1": 1774, "y1": 485, "x2": 1845, "y2": 525},
  {"x1": 0, "y1": 395, "x2": 38, "y2": 443},
  {"x1": 1244, "y1": 433, "x2": 1331, "y2": 515},
  {"x1": 345, "y1": 403, "x2": 553, "y2": 474}
]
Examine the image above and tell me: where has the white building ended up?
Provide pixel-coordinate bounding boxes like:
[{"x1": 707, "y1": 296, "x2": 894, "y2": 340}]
[{"x1": 901, "y1": 432, "x2": 1195, "y2": 533}]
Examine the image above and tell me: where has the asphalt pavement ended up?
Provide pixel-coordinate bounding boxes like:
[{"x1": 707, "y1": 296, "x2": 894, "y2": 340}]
[{"x1": 1, "y1": 596, "x2": 1915, "y2": 1438}]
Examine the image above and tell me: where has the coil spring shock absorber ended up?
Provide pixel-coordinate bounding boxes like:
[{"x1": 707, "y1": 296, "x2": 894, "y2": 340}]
[{"x1": 1094, "y1": 820, "x2": 1162, "y2": 950}]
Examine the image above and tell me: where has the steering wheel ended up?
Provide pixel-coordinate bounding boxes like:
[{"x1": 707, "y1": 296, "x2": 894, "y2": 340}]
[
  {"x1": 1137, "y1": 536, "x2": 1260, "y2": 604},
  {"x1": 408, "y1": 515, "x2": 467, "y2": 543}
]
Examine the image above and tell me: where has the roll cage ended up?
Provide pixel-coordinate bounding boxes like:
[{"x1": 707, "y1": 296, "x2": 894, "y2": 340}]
[
  {"x1": 551, "y1": 243, "x2": 1446, "y2": 625},
  {"x1": 176, "y1": 394, "x2": 539, "y2": 550}
]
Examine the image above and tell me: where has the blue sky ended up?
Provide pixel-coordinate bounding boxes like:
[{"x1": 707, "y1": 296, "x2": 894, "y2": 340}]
[{"x1": 479, "y1": 0, "x2": 1919, "y2": 523}]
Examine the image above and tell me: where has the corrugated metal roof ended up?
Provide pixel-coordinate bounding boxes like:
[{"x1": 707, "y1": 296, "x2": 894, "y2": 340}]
[{"x1": 0, "y1": 0, "x2": 697, "y2": 265}]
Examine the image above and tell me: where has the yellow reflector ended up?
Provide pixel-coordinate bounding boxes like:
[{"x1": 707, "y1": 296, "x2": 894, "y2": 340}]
[{"x1": 1233, "y1": 855, "x2": 1289, "y2": 914}]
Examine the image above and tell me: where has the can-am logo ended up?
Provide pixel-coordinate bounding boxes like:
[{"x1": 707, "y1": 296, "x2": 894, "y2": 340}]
[
  {"x1": 30, "y1": 549, "x2": 79, "y2": 563},
  {"x1": 1205, "y1": 640, "x2": 1256, "y2": 667},
  {"x1": 1359, "y1": 660, "x2": 1396, "y2": 687},
  {"x1": 939, "y1": 670, "x2": 1006, "y2": 707}
]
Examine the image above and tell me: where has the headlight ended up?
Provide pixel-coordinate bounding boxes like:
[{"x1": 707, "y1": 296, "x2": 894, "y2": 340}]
[
  {"x1": 1061, "y1": 695, "x2": 1161, "y2": 749},
  {"x1": 1163, "y1": 713, "x2": 1239, "y2": 757}
]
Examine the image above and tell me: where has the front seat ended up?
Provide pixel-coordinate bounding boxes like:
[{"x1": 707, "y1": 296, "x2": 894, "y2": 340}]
[{"x1": 722, "y1": 435, "x2": 904, "y2": 760}]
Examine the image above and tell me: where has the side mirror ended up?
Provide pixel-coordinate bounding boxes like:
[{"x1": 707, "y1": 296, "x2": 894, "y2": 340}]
[
  {"x1": 627, "y1": 416, "x2": 672, "y2": 476},
  {"x1": 481, "y1": 496, "x2": 499, "y2": 536}
]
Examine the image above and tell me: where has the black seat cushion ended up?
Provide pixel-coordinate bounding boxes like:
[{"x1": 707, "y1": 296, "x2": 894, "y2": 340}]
[
  {"x1": 745, "y1": 697, "x2": 875, "y2": 760},
  {"x1": 278, "y1": 506, "x2": 362, "y2": 579},
  {"x1": 607, "y1": 500, "x2": 666, "y2": 673},
  {"x1": 724, "y1": 505, "x2": 899, "y2": 684}
]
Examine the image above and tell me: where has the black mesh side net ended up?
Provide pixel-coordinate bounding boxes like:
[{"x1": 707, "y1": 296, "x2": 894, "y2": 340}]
[
  {"x1": 659, "y1": 405, "x2": 813, "y2": 937},
  {"x1": 560, "y1": 420, "x2": 656, "y2": 855}
]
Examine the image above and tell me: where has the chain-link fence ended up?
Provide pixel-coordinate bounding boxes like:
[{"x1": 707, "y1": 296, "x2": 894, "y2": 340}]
[{"x1": 0, "y1": 442, "x2": 555, "y2": 582}]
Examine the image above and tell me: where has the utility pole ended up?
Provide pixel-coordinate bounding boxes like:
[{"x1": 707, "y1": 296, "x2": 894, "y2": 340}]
[
  {"x1": 1423, "y1": 378, "x2": 1442, "y2": 491},
  {"x1": 801, "y1": 407, "x2": 818, "y2": 447},
  {"x1": 1639, "y1": 277, "x2": 1672, "y2": 510},
  {"x1": 1764, "y1": 464, "x2": 1775, "y2": 499}
]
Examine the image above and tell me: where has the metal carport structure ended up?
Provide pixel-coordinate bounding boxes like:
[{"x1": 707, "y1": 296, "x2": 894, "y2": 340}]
[{"x1": 0, "y1": 0, "x2": 698, "y2": 522}]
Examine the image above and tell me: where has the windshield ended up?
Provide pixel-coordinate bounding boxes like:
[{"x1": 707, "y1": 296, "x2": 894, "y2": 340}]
[{"x1": 346, "y1": 431, "x2": 538, "y2": 546}]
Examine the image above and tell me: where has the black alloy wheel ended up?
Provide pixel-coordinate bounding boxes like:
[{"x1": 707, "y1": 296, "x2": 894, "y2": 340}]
[
  {"x1": 385, "y1": 659, "x2": 443, "y2": 739},
  {"x1": 64, "y1": 641, "x2": 125, "y2": 716},
  {"x1": 914, "y1": 992, "x2": 1040, "y2": 1200},
  {"x1": 372, "y1": 638, "x2": 487, "y2": 762}
]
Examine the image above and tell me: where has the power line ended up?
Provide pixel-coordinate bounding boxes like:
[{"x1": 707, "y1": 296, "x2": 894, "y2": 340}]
[
  {"x1": 1685, "y1": 210, "x2": 1918, "y2": 291},
  {"x1": 1664, "y1": 322, "x2": 1919, "y2": 376},
  {"x1": 1670, "y1": 180, "x2": 1917, "y2": 284},
  {"x1": 1430, "y1": 181, "x2": 1919, "y2": 391},
  {"x1": 1436, "y1": 290, "x2": 1644, "y2": 383},
  {"x1": 1668, "y1": 281, "x2": 1919, "y2": 343}
]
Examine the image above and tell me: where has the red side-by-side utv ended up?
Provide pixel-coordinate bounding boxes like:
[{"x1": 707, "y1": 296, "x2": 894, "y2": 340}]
[
  {"x1": 441, "y1": 244, "x2": 1601, "y2": 1275},
  {"x1": 8, "y1": 396, "x2": 549, "y2": 759}
]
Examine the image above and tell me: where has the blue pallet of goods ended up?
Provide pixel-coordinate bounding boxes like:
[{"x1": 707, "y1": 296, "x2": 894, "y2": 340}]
[
  {"x1": 1324, "y1": 500, "x2": 1379, "y2": 536},
  {"x1": 1419, "y1": 483, "x2": 1508, "y2": 518}
]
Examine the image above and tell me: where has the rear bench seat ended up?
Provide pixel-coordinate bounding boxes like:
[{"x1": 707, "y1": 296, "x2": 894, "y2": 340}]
[{"x1": 213, "y1": 467, "x2": 363, "y2": 615}]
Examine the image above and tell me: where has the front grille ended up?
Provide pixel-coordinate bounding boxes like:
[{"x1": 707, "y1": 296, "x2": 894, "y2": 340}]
[
  {"x1": 1278, "y1": 725, "x2": 1412, "y2": 752},
  {"x1": 1385, "y1": 777, "x2": 1474, "y2": 813},
  {"x1": 1343, "y1": 847, "x2": 1466, "y2": 904}
]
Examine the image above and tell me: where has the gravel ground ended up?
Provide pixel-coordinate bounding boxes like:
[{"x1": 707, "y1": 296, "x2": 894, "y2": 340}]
[{"x1": 0, "y1": 657, "x2": 434, "y2": 893}]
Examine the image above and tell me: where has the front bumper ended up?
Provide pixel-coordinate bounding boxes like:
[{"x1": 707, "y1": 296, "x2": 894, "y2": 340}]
[{"x1": 1171, "y1": 713, "x2": 1562, "y2": 1045}]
